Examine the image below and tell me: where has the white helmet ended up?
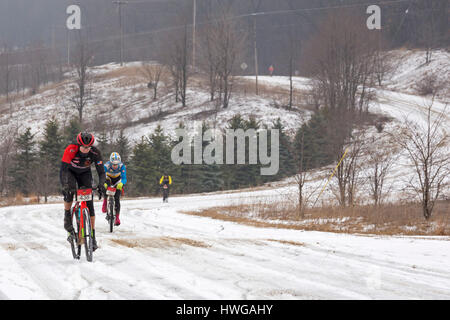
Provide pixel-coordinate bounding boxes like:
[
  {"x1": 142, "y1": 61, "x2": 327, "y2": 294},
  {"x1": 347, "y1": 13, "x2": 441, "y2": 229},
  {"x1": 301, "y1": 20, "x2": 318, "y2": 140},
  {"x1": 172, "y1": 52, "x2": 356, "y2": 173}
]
[{"x1": 110, "y1": 152, "x2": 121, "y2": 165}]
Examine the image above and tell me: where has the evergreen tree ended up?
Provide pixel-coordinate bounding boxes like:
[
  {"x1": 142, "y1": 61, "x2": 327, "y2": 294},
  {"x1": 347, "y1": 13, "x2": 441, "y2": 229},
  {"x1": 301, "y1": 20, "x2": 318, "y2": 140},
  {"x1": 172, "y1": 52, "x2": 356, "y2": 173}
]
[
  {"x1": 39, "y1": 118, "x2": 64, "y2": 201},
  {"x1": 148, "y1": 125, "x2": 172, "y2": 193},
  {"x1": 63, "y1": 117, "x2": 81, "y2": 145},
  {"x1": 170, "y1": 121, "x2": 191, "y2": 194},
  {"x1": 96, "y1": 131, "x2": 111, "y2": 160},
  {"x1": 128, "y1": 137, "x2": 154, "y2": 196},
  {"x1": 9, "y1": 128, "x2": 37, "y2": 196},
  {"x1": 114, "y1": 130, "x2": 131, "y2": 164},
  {"x1": 222, "y1": 114, "x2": 262, "y2": 189},
  {"x1": 295, "y1": 110, "x2": 334, "y2": 170},
  {"x1": 271, "y1": 118, "x2": 296, "y2": 179},
  {"x1": 242, "y1": 116, "x2": 262, "y2": 187},
  {"x1": 222, "y1": 114, "x2": 246, "y2": 189},
  {"x1": 201, "y1": 121, "x2": 224, "y2": 192}
]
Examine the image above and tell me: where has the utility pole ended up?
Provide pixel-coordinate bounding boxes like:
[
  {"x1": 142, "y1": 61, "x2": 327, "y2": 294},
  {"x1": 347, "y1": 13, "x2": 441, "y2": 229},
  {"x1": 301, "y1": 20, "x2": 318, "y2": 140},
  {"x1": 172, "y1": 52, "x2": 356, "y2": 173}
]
[
  {"x1": 51, "y1": 25, "x2": 56, "y2": 50},
  {"x1": 113, "y1": 1, "x2": 128, "y2": 66},
  {"x1": 67, "y1": 29, "x2": 71, "y2": 66},
  {"x1": 253, "y1": 13, "x2": 259, "y2": 96},
  {"x1": 250, "y1": 0, "x2": 262, "y2": 96},
  {"x1": 192, "y1": 0, "x2": 197, "y2": 70}
]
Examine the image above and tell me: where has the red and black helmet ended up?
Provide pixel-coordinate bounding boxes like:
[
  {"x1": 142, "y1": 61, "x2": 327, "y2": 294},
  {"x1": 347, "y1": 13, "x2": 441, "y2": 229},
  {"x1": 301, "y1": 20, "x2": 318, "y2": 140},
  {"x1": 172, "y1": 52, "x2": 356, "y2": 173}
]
[{"x1": 77, "y1": 132, "x2": 95, "y2": 147}]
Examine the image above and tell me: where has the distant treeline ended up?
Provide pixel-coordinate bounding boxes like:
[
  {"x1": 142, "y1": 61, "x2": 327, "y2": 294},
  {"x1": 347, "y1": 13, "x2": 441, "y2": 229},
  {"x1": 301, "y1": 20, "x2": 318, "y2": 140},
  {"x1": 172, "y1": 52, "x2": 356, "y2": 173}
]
[
  {"x1": 1, "y1": 0, "x2": 448, "y2": 98},
  {"x1": 3, "y1": 110, "x2": 348, "y2": 200}
]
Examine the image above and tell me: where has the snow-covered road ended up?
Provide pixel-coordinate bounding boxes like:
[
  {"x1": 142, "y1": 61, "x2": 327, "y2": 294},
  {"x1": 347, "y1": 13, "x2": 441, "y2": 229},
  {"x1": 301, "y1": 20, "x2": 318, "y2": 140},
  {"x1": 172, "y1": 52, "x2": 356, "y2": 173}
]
[{"x1": 1, "y1": 191, "x2": 449, "y2": 300}]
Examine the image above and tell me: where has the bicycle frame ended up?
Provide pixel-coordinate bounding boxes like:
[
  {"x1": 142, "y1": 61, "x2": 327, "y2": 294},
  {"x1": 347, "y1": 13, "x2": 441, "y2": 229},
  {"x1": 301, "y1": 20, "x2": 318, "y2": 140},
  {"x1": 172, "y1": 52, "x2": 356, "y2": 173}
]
[
  {"x1": 105, "y1": 180, "x2": 120, "y2": 232},
  {"x1": 71, "y1": 188, "x2": 94, "y2": 261}
]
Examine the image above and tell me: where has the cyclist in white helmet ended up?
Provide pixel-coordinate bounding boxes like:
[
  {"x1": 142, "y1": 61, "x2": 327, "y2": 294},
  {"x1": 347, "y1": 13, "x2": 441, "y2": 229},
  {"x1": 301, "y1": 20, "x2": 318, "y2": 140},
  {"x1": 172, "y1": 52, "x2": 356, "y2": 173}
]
[{"x1": 102, "y1": 152, "x2": 127, "y2": 226}]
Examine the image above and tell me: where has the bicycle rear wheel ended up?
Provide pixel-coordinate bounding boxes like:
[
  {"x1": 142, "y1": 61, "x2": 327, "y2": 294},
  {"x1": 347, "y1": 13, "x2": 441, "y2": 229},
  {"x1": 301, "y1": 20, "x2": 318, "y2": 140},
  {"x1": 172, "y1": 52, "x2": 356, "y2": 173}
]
[
  {"x1": 82, "y1": 208, "x2": 94, "y2": 262},
  {"x1": 70, "y1": 207, "x2": 81, "y2": 260}
]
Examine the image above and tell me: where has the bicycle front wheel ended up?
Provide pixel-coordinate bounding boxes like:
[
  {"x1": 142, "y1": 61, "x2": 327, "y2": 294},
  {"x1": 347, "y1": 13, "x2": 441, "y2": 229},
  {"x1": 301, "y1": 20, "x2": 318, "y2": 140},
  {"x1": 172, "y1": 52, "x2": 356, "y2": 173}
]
[
  {"x1": 108, "y1": 197, "x2": 114, "y2": 233},
  {"x1": 82, "y1": 208, "x2": 94, "y2": 262},
  {"x1": 70, "y1": 207, "x2": 81, "y2": 260}
]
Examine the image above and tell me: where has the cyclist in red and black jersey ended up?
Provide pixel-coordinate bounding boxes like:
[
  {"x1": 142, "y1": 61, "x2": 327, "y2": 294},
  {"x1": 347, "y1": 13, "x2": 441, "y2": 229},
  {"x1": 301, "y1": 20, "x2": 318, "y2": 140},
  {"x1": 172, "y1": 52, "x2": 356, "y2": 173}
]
[{"x1": 60, "y1": 132, "x2": 106, "y2": 251}]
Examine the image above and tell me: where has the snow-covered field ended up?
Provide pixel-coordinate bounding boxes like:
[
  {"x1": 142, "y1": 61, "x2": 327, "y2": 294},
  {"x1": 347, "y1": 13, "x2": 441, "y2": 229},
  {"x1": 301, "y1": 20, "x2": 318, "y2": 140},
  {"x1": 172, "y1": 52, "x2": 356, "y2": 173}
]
[{"x1": 1, "y1": 192, "x2": 450, "y2": 300}]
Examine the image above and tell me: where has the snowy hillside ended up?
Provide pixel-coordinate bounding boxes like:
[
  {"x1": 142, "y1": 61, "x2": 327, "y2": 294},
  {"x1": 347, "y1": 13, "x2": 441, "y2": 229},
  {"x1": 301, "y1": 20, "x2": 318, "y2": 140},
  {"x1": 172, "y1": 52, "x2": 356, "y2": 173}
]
[
  {"x1": 384, "y1": 49, "x2": 450, "y2": 100},
  {"x1": 0, "y1": 62, "x2": 309, "y2": 143}
]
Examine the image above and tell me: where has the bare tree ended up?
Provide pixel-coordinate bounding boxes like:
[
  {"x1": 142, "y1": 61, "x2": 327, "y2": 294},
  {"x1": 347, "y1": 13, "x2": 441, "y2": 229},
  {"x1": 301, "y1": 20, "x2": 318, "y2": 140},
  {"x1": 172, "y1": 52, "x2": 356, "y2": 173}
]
[
  {"x1": 303, "y1": 10, "x2": 379, "y2": 118},
  {"x1": 140, "y1": 62, "x2": 166, "y2": 100},
  {"x1": 395, "y1": 98, "x2": 449, "y2": 220},
  {"x1": 366, "y1": 133, "x2": 398, "y2": 206},
  {"x1": 373, "y1": 49, "x2": 396, "y2": 87},
  {"x1": 414, "y1": 1, "x2": 443, "y2": 64},
  {"x1": 212, "y1": 7, "x2": 247, "y2": 109},
  {"x1": 162, "y1": 21, "x2": 190, "y2": 107},
  {"x1": 0, "y1": 45, "x2": 12, "y2": 102},
  {"x1": 291, "y1": 127, "x2": 318, "y2": 218},
  {"x1": 332, "y1": 131, "x2": 366, "y2": 207},
  {"x1": 198, "y1": 17, "x2": 220, "y2": 102},
  {"x1": 67, "y1": 31, "x2": 93, "y2": 125}
]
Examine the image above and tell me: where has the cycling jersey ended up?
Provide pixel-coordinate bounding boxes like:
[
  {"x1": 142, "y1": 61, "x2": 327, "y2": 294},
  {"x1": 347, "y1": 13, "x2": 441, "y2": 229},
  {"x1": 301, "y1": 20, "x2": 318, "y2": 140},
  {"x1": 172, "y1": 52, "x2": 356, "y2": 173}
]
[
  {"x1": 60, "y1": 144, "x2": 105, "y2": 187},
  {"x1": 104, "y1": 161, "x2": 127, "y2": 185}
]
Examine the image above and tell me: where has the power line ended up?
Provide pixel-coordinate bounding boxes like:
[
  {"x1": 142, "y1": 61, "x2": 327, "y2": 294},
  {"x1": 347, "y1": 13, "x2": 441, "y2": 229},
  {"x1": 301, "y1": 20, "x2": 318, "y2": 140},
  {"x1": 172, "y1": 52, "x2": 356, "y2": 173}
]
[
  {"x1": 8, "y1": 0, "x2": 411, "y2": 57},
  {"x1": 243, "y1": 0, "x2": 410, "y2": 19}
]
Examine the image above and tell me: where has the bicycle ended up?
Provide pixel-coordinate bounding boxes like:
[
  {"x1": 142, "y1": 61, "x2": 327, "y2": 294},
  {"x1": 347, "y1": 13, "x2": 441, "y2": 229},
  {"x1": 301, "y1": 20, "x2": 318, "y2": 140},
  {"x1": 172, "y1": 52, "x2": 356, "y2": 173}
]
[
  {"x1": 68, "y1": 186, "x2": 98, "y2": 262},
  {"x1": 162, "y1": 184, "x2": 169, "y2": 203},
  {"x1": 105, "y1": 181, "x2": 120, "y2": 233}
]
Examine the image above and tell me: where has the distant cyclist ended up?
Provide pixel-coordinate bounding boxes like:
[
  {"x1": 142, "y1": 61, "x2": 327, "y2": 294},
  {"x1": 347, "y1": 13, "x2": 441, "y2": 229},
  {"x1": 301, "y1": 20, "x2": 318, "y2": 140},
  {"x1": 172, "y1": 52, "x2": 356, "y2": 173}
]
[
  {"x1": 60, "y1": 132, "x2": 106, "y2": 251},
  {"x1": 102, "y1": 152, "x2": 127, "y2": 226},
  {"x1": 159, "y1": 173, "x2": 172, "y2": 203}
]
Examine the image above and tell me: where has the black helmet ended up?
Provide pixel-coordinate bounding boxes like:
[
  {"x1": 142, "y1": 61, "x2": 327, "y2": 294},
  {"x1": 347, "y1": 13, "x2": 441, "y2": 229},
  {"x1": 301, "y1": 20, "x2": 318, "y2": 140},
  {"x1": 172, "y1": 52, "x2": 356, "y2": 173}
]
[{"x1": 77, "y1": 132, "x2": 95, "y2": 147}]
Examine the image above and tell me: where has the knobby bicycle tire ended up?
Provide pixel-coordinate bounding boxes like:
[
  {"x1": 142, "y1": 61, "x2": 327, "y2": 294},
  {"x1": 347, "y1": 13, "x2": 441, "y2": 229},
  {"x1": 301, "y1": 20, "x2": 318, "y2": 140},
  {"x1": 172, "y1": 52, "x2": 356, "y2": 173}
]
[
  {"x1": 70, "y1": 207, "x2": 81, "y2": 260},
  {"x1": 83, "y1": 208, "x2": 94, "y2": 262},
  {"x1": 108, "y1": 197, "x2": 115, "y2": 233}
]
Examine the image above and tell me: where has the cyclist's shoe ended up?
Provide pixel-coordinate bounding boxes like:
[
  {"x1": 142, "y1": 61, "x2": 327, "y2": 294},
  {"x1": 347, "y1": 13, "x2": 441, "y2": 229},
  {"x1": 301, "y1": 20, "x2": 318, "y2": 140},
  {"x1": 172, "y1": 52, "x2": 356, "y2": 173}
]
[
  {"x1": 102, "y1": 198, "x2": 107, "y2": 213},
  {"x1": 92, "y1": 230, "x2": 98, "y2": 251},
  {"x1": 67, "y1": 230, "x2": 76, "y2": 243},
  {"x1": 114, "y1": 214, "x2": 121, "y2": 226},
  {"x1": 64, "y1": 210, "x2": 74, "y2": 233}
]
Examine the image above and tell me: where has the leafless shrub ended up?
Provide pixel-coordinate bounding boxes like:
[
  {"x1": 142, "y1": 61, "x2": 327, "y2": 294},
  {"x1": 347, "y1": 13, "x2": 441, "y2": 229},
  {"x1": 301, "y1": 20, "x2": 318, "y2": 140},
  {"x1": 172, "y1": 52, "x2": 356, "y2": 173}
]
[
  {"x1": 394, "y1": 98, "x2": 449, "y2": 220},
  {"x1": 366, "y1": 134, "x2": 398, "y2": 206},
  {"x1": 139, "y1": 62, "x2": 167, "y2": 100},
  {"x1": 414, "y1": 72, "x2": 445, "y2": 96},
  {"x1": 331, "y1": 130, "x2": 367, "y2": 207}
]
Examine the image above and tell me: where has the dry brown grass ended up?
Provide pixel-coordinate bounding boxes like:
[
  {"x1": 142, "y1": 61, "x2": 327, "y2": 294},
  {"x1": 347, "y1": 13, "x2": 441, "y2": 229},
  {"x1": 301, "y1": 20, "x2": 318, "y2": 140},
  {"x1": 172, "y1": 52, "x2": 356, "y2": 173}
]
[
  {"x1": 94, "y1": 65, "x2": 142, "y2": 81},
  {"x1": 0, "y1": 193, "x2": 42, "y2": 207},
  {"x1": 110, "y1": 236, "x2": 210, "y2": 249},
  {"x1": 1, "y1": 242, "x2": 46, "y2": 251},
  {"x1": 183, "y1": 200, "x2": 450, "y2": 236},
  {"x1": 265, "y1": 239, "x2": 305, "y2": 246},
  {"x1": 233, "y1": 78, "x2": 312, "y2": 111}
]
